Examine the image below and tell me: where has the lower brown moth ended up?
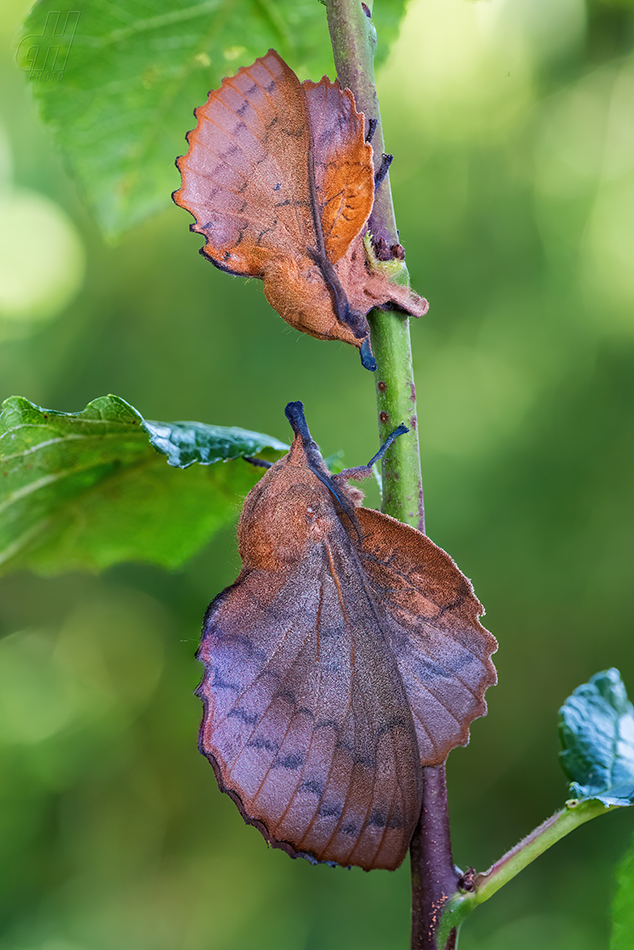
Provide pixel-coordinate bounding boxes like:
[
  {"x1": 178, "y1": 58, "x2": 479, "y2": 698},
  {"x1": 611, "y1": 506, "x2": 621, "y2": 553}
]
[{"x1": 196, "y1": 403, "x2": 497, "y2": 871}]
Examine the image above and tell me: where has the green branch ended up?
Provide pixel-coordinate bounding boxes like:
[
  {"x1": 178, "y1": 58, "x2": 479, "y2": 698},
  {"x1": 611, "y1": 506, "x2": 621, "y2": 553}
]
[
  {"x1": 325, "y1": 5, "x2": 455, "y2": 948},
  {"x1": 326, "y1": 0, "x2": 424, "y2": 532},
  {"x1": 437, "y1": 799, "x2": 615, "y2": 947}
]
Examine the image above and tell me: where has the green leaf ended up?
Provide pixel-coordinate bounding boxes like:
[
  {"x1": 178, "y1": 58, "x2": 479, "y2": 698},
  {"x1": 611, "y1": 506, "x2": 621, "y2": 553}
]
[
  {"x1": 611, "y1": 829, "x2": 634, "y2": 950},
  {"x1": 144, "y1": 418, "x2": 288, "y2": 468},
  {"x1": 0, "y1": 394, "x2": 287, "y2": 575},
  {"x1": 18, "y1": 0, "x2": 408, "y2": 239},
  {"x1": 322, "y1": 449, "x2": 345, "y2": 474},
  {"x1": 559, "y1": 669, "x2": 634, "y2": 807}
]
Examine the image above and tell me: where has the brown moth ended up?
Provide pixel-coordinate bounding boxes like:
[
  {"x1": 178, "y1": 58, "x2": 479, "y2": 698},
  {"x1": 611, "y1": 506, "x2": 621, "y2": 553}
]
[
  {"x1": 196, "y1": 403, "x2": 497, "y2": 871},
  {"x1": 173, "y1": 50, "x2": 428, "y2": 371}
]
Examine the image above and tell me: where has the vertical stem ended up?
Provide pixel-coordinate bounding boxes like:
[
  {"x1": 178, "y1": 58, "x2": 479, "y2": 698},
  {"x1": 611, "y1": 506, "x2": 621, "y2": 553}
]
[
  {"x1": 326, "y1": 3, "x2": 457, "y2": 947},
  {"x1": 326, "y1": 0, "x2": 424, "y2": 532},
  {"x1": 369, "y1": 309, "x2": 423, "y2": 530},
  {"x1": 410, "y1": 767, "x2": 461, "y2": 949}
]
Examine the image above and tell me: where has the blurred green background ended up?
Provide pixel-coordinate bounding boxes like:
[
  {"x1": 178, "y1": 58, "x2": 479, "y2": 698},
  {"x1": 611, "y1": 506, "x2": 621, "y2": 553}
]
[{"x1": 1, "y1": 0, "x2": 634, "y2": 948}]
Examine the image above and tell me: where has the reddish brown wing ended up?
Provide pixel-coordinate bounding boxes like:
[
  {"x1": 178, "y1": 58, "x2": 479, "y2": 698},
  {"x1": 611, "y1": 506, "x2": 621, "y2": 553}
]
[
  {"x1": 175, "y1": 50, "x2": 373, "y2": 277},
  {"x1": 174, "y1": 50, "x2": 315, "y2": 277},
  {"x1": 354, "y1": 508, "x2": 498, "y2": 765},
  {"x1": 196, "y1": 521, "x2": 423, "y2": 871},
  {"x1": 303, "y1": 78, "x2": 374, "y2": 262}
]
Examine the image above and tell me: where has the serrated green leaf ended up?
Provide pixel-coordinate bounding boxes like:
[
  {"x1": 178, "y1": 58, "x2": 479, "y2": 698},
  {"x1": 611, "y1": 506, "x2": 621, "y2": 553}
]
[
  {"x1": 610, "y1": 829, "x2": 634, "y2": 950},
  {"x1": 0, "y1": 394, "x2": 287, "y2": 575},
  {"x1": 18, "y1": 0, "x2": 408, "y2": 239},
  {"x1": 559, "y1": 669, "x2": 634, "y2": 807}
]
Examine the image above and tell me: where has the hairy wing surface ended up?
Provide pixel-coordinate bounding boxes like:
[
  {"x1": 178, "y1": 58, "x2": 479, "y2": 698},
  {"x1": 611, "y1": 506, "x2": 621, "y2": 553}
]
[
  {"x1": 197, "y1": 536, "x2": 422, "y2": 870},
  {"x1": 175, "y1": 50, "x2": 317, "y2": 276},
  {"x1": 303, "y1": 79, "x2": 374, "y2": 263},
  {"x1": 355, "y1": 508, "x2": 498, "y2": 766}
]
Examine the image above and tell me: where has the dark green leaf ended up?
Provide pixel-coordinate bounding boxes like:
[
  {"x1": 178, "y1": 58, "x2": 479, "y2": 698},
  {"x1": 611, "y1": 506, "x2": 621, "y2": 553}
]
[
  {"x1": 144, "y1": 418, "x2": 288, "y2": 468},
  {"x1": 0, "y1": 394, "x2": 287, "y2": 575},
  {"x1": 19, "y1": 0, "x2": 408, "y2": 239},
  {"x1": 559, "y1": 669, "x2": 634, "y2": 807},
  {"x1": 610, "y1": 830, "x2": 634, "y2": 950}
]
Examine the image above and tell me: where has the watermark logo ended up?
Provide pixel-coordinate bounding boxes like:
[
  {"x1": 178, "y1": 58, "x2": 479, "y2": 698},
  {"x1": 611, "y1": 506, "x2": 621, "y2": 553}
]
[{"x1": 16, "y1": 11, "x2": 81, "y2": 82}]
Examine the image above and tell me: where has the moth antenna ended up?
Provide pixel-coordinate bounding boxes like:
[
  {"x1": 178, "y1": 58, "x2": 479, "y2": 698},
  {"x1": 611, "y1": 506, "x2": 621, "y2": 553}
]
[
  {"x1": 374, "y1": 153, "x2": 393, "y2": 189},
  {"x1": 243, "y1": 456, "x2": 273, "y2": 469},
  {"x1": 359, "y1": 338, "x2": 377, "y2": 371}
]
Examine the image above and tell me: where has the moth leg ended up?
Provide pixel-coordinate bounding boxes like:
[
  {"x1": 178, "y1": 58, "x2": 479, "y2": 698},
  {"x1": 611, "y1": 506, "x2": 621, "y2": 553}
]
[
  {"x1": 366, "y1": 117, "x2": 378, "y2": 144},
  {"x1": 243, "y1": 456, "x2": 273, "y2": 469},
  {"x1": 374, "y1": 153, "x2": 393, "y2": 189},
  {"x1": 367, "y1": 423, "x2": 409, "y2": 468},
  {"x1": 336, "y1": 424, "x2": 409, "y2": 483},
  {"x1": 334, "y1": 465, "x2": 373, "y2": 484}
]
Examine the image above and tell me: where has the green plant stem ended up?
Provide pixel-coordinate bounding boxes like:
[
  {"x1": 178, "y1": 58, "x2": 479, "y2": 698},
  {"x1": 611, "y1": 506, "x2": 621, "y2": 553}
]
[
  {"x1": 326, "y1": 10, "x2": 618, "y2": 950},
  {"x1": 326, "y1": 0, "x2": 424, "y2": 532},
  {"x1": 437, "y1": 799, "x2": 615, "y2": 947},
  {"x1": 326, "y1": 5, "x2": 455, "y2": 949},
  {"x1": 369, "y1": 311, "x2": 423, "y2": 529}
]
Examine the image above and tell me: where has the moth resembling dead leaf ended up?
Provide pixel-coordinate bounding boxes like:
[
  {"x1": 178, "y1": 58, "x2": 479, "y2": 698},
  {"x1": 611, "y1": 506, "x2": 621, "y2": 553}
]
[
  {"x1": 196, "y1": 403, "x2": 497, "y2": 871},
  {"x1": 173, "y1": 50, "x2": 428, "y2": 371}
]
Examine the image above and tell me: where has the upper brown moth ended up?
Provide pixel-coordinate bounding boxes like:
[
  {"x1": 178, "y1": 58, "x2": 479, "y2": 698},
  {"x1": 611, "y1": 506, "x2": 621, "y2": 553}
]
[
  {"x1": 173, "y1": 50, "x2": 428, "y2": 371},
  {"x1": 196, "y1": 403, "x2": 497, "y2": 871}
]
